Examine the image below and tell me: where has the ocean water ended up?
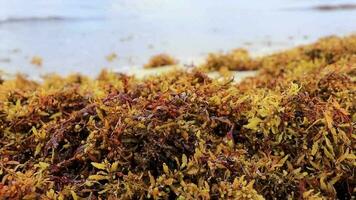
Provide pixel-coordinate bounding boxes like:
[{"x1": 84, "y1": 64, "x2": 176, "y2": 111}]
[{"x1": 0, "y1": 0, "x2": 355, "y2": 78}]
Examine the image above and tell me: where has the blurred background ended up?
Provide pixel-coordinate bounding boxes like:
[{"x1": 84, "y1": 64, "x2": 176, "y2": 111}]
[{"x1": 0, "y1": 0, "x2": 355, "y2": 78}]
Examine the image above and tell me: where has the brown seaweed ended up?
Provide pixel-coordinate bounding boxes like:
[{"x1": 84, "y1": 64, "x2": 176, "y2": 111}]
[{"x1": 0, "y1": 35, "x2": 355, "y2": 200}]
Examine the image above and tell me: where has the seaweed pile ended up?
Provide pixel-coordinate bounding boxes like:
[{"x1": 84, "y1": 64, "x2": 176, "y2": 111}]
[
  {"x1": 201, "y1": 48, "x2": 259, "y2": 71},
  {"x1": 201, "y1": 35, "x2": 356, "y2": 72},
  {"x1": 144, "y1": 54, "x2": 178, "y2": 69},
  {"x1": 0, "y1": 35, "x2": 355, "y2": 199}
]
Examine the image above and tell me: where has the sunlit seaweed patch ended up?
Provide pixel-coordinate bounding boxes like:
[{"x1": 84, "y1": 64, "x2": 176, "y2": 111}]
[{"x1": 0, "y1": 35, "x2": 355, "y2": 199}]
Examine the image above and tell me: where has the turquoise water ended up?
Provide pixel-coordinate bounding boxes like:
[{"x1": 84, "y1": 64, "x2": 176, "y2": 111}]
[{"x1": 0, "y1": 0, "x2": 355, "y2": 78}]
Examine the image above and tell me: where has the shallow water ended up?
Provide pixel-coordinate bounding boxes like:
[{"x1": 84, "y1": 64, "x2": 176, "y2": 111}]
[{"x1": 0, "y1": 0, "x2": 355, "y2": 78}]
